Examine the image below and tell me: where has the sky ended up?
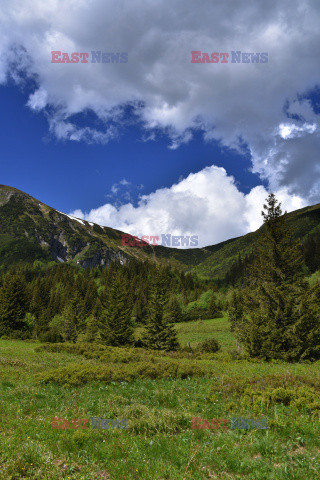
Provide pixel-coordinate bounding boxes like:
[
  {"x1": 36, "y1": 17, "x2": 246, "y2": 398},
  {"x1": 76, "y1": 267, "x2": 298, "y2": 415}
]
[{"x1": 1, "y1": 0, "x2": 319, "y2": 247}]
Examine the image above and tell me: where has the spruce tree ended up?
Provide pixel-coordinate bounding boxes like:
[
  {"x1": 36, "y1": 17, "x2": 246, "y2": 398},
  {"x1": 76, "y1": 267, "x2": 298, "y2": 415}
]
[
  {"x1": 227, "y1": 289, "x2": 244, "y2": 331},
  {"x1": 164, "y1": 295, "x2": 183, "y2": 323},
  {"x1": 292, "y1": 282, "x2": 320, "y2": 361},
  {"x1": 132, "y1": 293, "x2": 148, "y2": 324},
  {"x1": 0, "y1": 273, "x2": 28, "y2": 335},
  {"x1": 142, "y1": 271, "x2": 179, "y2": 351},
  {"x1": 93, "y1": 297, "x2": 103, "y2": 319},
  {"x1": 207, "y1": 291, "x2": 222, "y2": 319},
  {"x1": 83, "y1": 315, "x2": 102, "y2": 343},
  {"x1": 100, "y1": 274, "x2": 134, "y2": 346},
  {"x1": 61, "y1": 304, "x2": 78, "y2": 343},
  {"x1": 235, "y1": 193, "x2": 307, "y2": 360},
  {"x1": 60, "y1": 294, "x2": 86, "y2": 343}
]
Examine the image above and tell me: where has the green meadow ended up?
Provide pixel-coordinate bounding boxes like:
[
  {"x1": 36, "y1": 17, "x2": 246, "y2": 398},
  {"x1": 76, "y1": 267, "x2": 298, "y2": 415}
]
[{"x1": 1, "y1": 316, "x2": 319, "y2": 480}]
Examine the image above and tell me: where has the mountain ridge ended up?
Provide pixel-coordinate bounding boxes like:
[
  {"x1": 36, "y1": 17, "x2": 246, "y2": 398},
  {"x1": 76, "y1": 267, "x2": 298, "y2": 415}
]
[{"x1": 1, "y1": 184, "x2": 320, "y2": 279}]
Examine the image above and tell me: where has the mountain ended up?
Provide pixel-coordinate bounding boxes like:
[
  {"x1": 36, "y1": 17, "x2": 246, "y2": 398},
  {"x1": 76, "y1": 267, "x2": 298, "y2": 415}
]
[
  {"x1": 1, "y1": 184, "x2": 320, "y2": 279},
  {"x1": 191, "y1": 201, "x2": 320, "y2": 279},
  {"x1": 0, "y1": 185, "x2": 211, "y2": 269}
]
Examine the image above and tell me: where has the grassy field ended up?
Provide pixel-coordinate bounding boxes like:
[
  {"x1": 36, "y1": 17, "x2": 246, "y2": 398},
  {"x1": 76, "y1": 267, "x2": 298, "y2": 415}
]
[
  {"x1": 174, "y1": 315, "x2": 235, "y2": 351},
  {"x1": 1, "y1": 317, "x2": 320, "y2": 479}
]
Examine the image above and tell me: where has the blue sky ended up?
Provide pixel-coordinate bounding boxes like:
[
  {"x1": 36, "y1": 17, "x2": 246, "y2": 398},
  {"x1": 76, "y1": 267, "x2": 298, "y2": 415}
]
[
  {"x1": 0, "y1": 1, "x2": 319, "y2": 246},
  {"x1": 1, "y1": 82, "x2": 262, "y2": 213}
]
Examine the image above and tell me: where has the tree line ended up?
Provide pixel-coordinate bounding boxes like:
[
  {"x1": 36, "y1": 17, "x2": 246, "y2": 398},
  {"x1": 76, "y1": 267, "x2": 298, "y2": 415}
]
[{"x1": 0, "y1": 257, "x2": 221, "y2": 350}]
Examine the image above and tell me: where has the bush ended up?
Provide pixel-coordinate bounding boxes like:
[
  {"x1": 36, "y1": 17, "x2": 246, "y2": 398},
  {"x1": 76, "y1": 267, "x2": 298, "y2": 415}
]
[
  {"x1": 34, "y1": 342, "x2": 107, "y2": 355},
  {"x1": 207, "y1": 373, "x2": 320, "y2": 418},
  {"x1": 195, "y1": 337, "x2": 220, "y2": 354},
  {"x1": 35, "y1": 342, "x2": 195, "y2": 362},
  {"x1": 36, "y1": 358, "x2": 212, "y2": 386},
  {"x1": 38, "y1": 330, "x2": 62, "y2": 343},
  {"x1": 6, "y1": 329, "x2": 31, "y2": 340},
  {"x1": 240, "y1": 386, "x2": 320, "y2": 417}
]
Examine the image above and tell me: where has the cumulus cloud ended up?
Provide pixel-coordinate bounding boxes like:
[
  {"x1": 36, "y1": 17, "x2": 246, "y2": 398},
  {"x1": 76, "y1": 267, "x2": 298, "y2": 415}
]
[
  {"x1": 71, "y1": 166, "x2": 307, "y2": 247},
  {"x1": 1, "y1": 0, "x2": 319, "y2": 242},
  {"x1": 0, "y1": 0, "x2": 319, "y2": 203}
]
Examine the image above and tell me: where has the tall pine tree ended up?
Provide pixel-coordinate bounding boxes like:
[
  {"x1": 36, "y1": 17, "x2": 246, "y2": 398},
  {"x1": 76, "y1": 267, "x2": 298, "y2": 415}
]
[
  {"x1": 235, "y1": 193, "x2": 307, "y2": 361},
  {"x1": 142, "y1": 271, "x2": 179, "y2": 351},
  {"x1": 0, "y1": 273, "x2": 28, "y2": 335},
  {"x1": 100, "y1": 273, "x2": 134, "y2": 346}
]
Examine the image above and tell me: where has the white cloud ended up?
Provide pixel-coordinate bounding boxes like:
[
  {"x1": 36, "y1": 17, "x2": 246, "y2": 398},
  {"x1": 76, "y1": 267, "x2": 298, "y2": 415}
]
[
  {"x1": 278, "y1": 123, "x2": 317, "y2": 140},
  {"x1": 26, "y1": 87, "x2": 48, "y2": 111},
  {"x1": 0, "y1": 0, "x2": 319, "y2": 223},
  {"x1": 109, "y1": 178, "x2": 132, "y2": 196},
  {"x1": 244, "y1": 185, "x2": 306, "y2": 232},
  {"x1": 71, "y1": 166, "x2": 307, "y2": 247}
]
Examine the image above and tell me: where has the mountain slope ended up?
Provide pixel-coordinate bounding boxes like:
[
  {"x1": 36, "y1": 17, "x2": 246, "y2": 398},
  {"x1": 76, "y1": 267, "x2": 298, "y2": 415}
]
[
  {"x1": 191, "y1": 202, "x2": 320, "y2": 279},
  {"x1": 1, "y1": 185, "x2": 320, "y2": 279},
  {"x1": 0, "y1": 185, "x2": 212, "y2": 269}
]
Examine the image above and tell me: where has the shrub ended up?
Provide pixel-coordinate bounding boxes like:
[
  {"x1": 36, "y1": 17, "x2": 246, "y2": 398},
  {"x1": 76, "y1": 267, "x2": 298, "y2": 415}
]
[
  {"x1": 34, "y1": 342, "x2": 106, "y2": 355},
  {"x1": 34, "y1": 342, "x2": 195, "y2": 362},
  {"x1": 207, "y1": 373, "x2": 320, "y2": 418},
  {"x1": 36, "y1": 359, "x2": 211, "y2": 386},
  {"x1": 6, "y1": 329, "x2": 31, "y2": 340},
  {"x1": 240, "y1": 386, "x2": 320, "y2": 417},
  {"x1": 195, "y1": 337, "x2": 220, "y2": 354}
]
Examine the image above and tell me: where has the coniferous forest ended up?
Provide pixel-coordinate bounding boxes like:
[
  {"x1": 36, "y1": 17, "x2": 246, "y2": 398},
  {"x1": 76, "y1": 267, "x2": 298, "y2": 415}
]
[
  {"x1": 0, "y1": 253, "x2": 222, "y2": 348},
  {"x1": 1, "y1": 193, "x2": 320, "y2": 480},
  {"x1": 0, "y1": 193, "x2": 319, "y2": 362}
]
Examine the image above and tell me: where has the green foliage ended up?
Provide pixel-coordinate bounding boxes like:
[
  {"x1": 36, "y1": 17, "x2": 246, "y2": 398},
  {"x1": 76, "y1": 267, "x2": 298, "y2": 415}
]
[
  {"x1": 34, "y1": 342, "x2": 106, "y2": 355},
  {"x1": 227, "y1": 289, "x2": 244, "y2": 331},
  {"x1": 37, "y1": 359, "x2": 210, "y2": 386},
  {"x1": 59, "y1": 294, "x2": 86, "y2": 343},
  {"x1": 100, "y1": 273, "x2": 134, "y2": 346},
  {"x1": 185, "y1": 290, "x2": 223, "y2": 321},
  {"x1": 131, "y1": 294, "x2": 148, "y2": 324},
  {"x1": 163, "y1": 295, "x2": 183, "y2": 323},
  {"x1": 142, "y1": 271, "x2": 179, "y2": 351},
  {"x1": 2, "y1": 331, "x2": 320, "y2": 479},
  {"x1": 240, "y1": 386, "x2": 320, "y2": 417},
  {"x1": 293, "y1": 282, "x2": 320, "y2": 361},
  {"x1": 0, "y1": 256, "x2": 207, "y2": 347},
  {"x1": 35, "y1": 342, "x2": 196, "y2": 362},
  {"x1": 24, "y1": 312, "x2": 36, "y2": 330},
  {"x1": 207, "y1": 291, "x2": 222, "y2": 318},
  {"x1": 195, "y1": 337, "x2": 220, "y2": 354},
  {"x1": 0, "y1": 273, "x2": 29, "y2": 335},
  {"x1": 46, "y1": 314, "x2": 64, "y2": 342},
  {"x1": 0, "y1": 237, "x2": 52, "y2": 266},
  {"x1": 235, "y1": 193, "x2": 317, "y2": 361},
  {"x1": 207, "y1": 373, "x2": 320, "y2": 419},
  {"x1": 81, "y1": 315, "x2": 102, "y2": 343}
]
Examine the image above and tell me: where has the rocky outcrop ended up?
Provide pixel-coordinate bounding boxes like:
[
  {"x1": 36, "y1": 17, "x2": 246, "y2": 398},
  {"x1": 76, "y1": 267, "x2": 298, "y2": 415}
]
[{"x1": 78, "y1": 249, "x2": 127, "y2": 268}]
